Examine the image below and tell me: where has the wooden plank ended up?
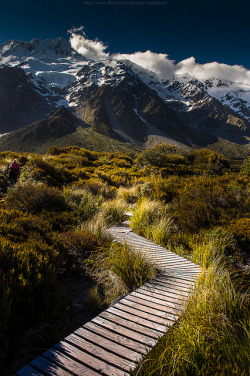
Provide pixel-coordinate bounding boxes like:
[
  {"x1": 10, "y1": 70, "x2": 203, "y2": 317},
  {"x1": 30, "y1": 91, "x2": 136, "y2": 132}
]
[
  {"x1": 104, "y1": 306, "x2": 168, "y2": 334},
  {"x1": 138, "y1": 286, "x2": 187, "y2": 306},
  {"x1": 155, "y1": 277, "x2": 196, "y2": 291},
  {"x1": 74, "y1": 327, "x2": 142, "y2": 361},
  {"x1": 160, "y1": 273, "x2": 198, "y2": 282},
  {"x1": 144, "y1": 281, "x2": 189, "y2": 298},
  {"x1": 158, "y1": 265, "x2": 199, "y2": 272},
  {"x1": 65, "y1": 333, "x2": 135, "y2": 371},
  {"x1": 119, "y1": 298, "x2": 178, "y2": 321},
  {"x1": 92, "y1": 314, "x2": 158, "y2": 344},
  {"x1": 31, "y1": 356, "x2": 73, "y2": 376},
  {"x1": 132, "y1": 288, "x2": 179, "y2": 308},
  {"x1": 155, "y1": 276, "x2": 194, "y2": 288},
  {"x1": 44, "y1": 348, "x2": 100, "y2": 376},
  {"x1": 110, "y1": 303, "x2": 175, "y2": 327},
  {"x1": 16, "y1": 365, "x2": 44, "y2": 376},
  {"x1": 155, "y1": 260, "x2": 200, "y2": 268},
  {"x1": 126, "y1": 294, "x2": 183, "y2": 316},
  {"x1": 151, "y1": 279, "x2": 193, "y2": 293},
  {"x1": 83, "y1": 321, "x2": 150, "y2": 354},
  {"x1": 54, "y1": 341, "x2": 130, "y2": 376},
  {"x1": 150, "y1": 279, "x2": 192, "y2": 293}
]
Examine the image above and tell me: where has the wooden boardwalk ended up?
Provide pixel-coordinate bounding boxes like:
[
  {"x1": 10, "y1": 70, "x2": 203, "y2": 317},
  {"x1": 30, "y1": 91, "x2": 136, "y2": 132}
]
[{"x1": 16, "y1": 224, "x2": 201, "y2": 376}]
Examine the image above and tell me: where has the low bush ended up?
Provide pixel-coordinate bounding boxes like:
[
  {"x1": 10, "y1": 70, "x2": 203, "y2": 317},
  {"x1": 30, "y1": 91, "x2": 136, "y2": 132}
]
[
  {"x1": 0, "y1": 237, "x2": 71, "y2": 373},
  {"x1": 241, "y1": 156, "x2": 250, "y2": 176},
  {"x1": 59, "y1": 229, "x2": 102, "y2": 260},
  {"x1": 28, "y1": 157, "x2": 72, "y2": 186},
  {"x1": 227, "y1": 218, "x2": 250, "y2": 255},
  {"x1": 5, "y1": 183, "x2": 69, "y2": 214}
]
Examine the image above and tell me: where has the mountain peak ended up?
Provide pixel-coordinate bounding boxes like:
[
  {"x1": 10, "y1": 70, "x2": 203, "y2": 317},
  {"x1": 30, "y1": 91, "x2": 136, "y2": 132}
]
[{"x1": 0, "y1": 37, "x2": 75, "y2": 60}]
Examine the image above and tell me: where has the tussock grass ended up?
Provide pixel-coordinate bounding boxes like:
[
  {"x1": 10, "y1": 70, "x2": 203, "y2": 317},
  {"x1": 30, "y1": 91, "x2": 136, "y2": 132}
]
[
  {"x1": 191, "y1": 229, "x2": 235, "y2": 268},
  {"x1": 130, "y1": 198, "x2": 176, "y2": 246},
  {"x1": 91, "y1": 243, "x2": 158, "y2": 294},
  {"x1": 63, "y1": 188, "x2": 99, "y2": 221},
  {"x1": 130, "y1": 198, "x2": 164, "y2": 236},
  {"x1": 117, "y1": 185, "x2": 139, "y2": 204},
  {"x1": 100, "y1": 199, "x2": 127, "y2": 226}
]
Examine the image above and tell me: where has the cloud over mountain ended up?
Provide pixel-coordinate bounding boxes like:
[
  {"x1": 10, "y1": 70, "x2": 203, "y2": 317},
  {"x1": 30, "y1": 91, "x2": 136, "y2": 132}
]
[
  {"x1": 69, "y1": 28, "x2": 250, "y2": 85},
  {"x1": 69, "y1": 27, "x2": 109, "y2": 61}
]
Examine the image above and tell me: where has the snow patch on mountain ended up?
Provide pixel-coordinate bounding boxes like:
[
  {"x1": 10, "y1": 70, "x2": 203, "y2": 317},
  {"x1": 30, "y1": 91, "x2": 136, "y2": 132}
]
[{"x1": 0, "y1": 35, "x2": 250, "y2": 123}]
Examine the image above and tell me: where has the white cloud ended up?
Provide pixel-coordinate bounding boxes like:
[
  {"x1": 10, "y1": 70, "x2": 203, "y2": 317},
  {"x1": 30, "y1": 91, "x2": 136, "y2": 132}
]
[
  {"x1": 69, "y1": 27, "x2": 109, "y2": 61},
  {"x1": 176, "y1": 57, "x2": 250, "y2": 84},
  {"x1": 114, "y1": 50, "x2": 175, "y2": 79},
  {"x1": 69, "y1": 28, "x2": 250, "y2": 85}
]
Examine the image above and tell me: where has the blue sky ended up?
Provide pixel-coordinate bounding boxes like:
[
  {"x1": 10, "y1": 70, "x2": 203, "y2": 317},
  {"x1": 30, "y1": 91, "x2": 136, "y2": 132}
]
[{"x1": 0, "y1": 0, "x2": 249, "y2": 68}]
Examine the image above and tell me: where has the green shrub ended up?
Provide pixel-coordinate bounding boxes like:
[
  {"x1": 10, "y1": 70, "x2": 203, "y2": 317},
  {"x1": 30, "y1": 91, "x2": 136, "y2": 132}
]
[
  {"x1": 241, "y1": 156, "x2": 250, "y2": 176},
  {"x1": 83, "y1": 179, "x2": 116, "y2": 198},
  {"x1": 59, "y1": 229, "x2": 102, "y2": 259},
  {"x1": 0, "y1": 237, "x2": 71, "y2": 373},
  {"x1": 28, "y1": 157, "x2": 72, "y2": 186},
  {"x1": 0, "y1": 173, "x2": 7, "y2": 196},
  {"x1": 188, "y1": 149, "x2": 230, "y2": 175},
  {"x1": 228, "y1": 218, "x2": 250, "y2": 254},
  {"x1": 171, "y1": 175, "x2": 250, "y2": 233},
  {"x1": 6, "y1": 183, "x2": 69, "y2": 214}
]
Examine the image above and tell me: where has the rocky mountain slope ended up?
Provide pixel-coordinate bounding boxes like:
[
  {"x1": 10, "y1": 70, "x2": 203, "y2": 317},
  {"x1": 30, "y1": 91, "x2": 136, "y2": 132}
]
[{"x1": 0, "y1": 37, "x2": 249, "y2": 149}]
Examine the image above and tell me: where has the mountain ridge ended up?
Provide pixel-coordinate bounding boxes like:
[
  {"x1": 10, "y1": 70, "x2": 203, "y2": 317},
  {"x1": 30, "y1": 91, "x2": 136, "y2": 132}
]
[{"x1": 0, "y1": 36, "x2": 249, "y2": 152}]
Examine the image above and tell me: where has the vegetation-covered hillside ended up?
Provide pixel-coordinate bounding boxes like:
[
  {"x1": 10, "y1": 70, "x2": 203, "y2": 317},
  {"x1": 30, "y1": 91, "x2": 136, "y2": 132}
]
[{"x1": 0, "y1": 144, "x2": 249, "y2": 375}]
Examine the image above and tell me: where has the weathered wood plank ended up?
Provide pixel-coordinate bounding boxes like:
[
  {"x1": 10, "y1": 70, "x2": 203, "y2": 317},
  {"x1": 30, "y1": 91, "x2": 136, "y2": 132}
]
[
  {"x1": 154, "y1": 276, "x2": 195, "y2": 288},
  {"x1": 44, "y1": 347, "x2": 103, "y2": 376},
  {"x1": 110, "y1": 303, "x2": 175, "y2": 327},
  {"x1": 83, "y1": 321, "x2": 150, "y2": 354},
  {"x1": 132, "y1": 289, "x2": 179, "y2": 308},
  {"x1": 151, "y1": 279, "x2": 193, "y2": 293},
  {"x1": 55, "y1": 341, "x2": 130, "y2": 376},
  {"x1": 105, "y1": 306, "x2": 168, "y2": 333},
  {"x1": 31, "y1": 356, "x2": 74, "y2": 376},
  {"x1": 155, "y1": 260, "x2": 201, "y2": 268},
  {"x1": 125, "y1": 294, "x2": 183, "y2": 316},
  {"x1": 144, "y1": 281, "x2": 189, "y2": 298},
  {"x1": 137, "y1": 286, "x2": 187, "y2": 306},
  {"x1": 65, "y1": 333, "x2": 136, "y2": 371},
  {"x1": 92, "y1": 314, "x2": 158, "y2": 345},
  {"x1": 118, "y1": 299, "x2": 178, "y2": 321},
  {"x1": 16, "y1": 365, "x2": 44, "y2": 376},
  {"x1": 74, "y1": 326, "x2": 142, "y2": 361}
]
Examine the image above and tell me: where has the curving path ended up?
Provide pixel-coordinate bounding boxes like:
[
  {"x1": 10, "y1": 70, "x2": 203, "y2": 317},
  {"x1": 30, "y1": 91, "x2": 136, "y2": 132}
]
[{"x1": 16, "y1": 224, "x2": 201, "y2": 376}]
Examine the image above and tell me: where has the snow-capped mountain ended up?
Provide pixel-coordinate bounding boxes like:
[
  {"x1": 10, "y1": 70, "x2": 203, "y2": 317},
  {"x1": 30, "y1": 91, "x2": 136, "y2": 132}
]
[{"x1": 0, "y1": 37, "x2": 249, "y2": 146}]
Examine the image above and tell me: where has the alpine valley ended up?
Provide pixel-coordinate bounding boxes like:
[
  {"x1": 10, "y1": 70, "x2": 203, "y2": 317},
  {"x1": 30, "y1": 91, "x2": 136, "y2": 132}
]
[{"x1": 0, "y1": 37, "x2": 249, "y2": 156}]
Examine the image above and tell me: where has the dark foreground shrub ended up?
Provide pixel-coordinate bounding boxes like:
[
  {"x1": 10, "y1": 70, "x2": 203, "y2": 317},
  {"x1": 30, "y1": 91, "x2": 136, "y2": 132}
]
[{"x1": 0, "y1": 238, "x2": 71, "y2": 374}]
